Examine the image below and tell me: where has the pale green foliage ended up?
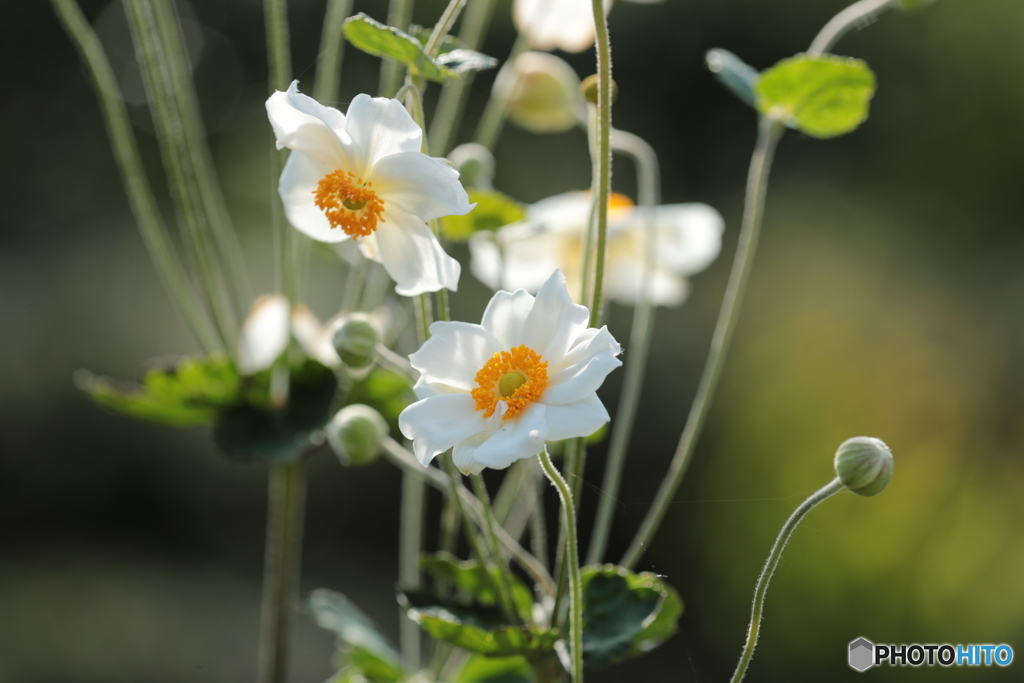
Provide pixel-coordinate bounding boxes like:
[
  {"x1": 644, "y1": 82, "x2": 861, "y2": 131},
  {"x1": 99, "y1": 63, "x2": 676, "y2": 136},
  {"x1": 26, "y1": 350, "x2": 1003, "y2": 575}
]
[{"x1": 441, "y1": 189, "x2": 526, "y2": 242}]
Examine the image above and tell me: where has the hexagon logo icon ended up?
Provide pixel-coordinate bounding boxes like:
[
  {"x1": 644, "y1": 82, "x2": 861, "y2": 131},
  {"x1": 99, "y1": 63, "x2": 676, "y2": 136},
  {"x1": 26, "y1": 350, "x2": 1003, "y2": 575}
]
[{"x1": 849, "y1": 637, "x2": 875, "y2": 672}]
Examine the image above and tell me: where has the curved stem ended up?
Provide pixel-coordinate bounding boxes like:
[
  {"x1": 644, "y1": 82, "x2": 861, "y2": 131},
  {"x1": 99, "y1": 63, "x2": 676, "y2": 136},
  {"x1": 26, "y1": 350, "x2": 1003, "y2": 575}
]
[
  {"x1": 586, "y1": 129, "x2": 659, "y2": 565},
  {"x1": 379, "y1": 0, "x2": 415, "y2": 97},
  {"x1": 539, "y1": 448, "x2": 583, "y2": 682},
  {"x1": 587, "y1": 0, "x2": 613, "y2": 327},
  {"x1": 473, "y1": 35, "x2": 530, "y2": 150},
  {"x1": 621, "y1": 118, "x2": 784, "y2": 570},
  {"x1": 471, "y1": 474, "x2": 523, "y2": 623},
  {"x1": 312, "y1": 0, "x2": 352, "y2": 105},
  {"x1": 729, "y1": 478, "x2": 844, "y2": 683},
  {"x1": 424, "y1": 0, "x2": 468, "y2": 57},
  {"x1": 808, "y1": 0, "x2": 897, "y2": 56}
]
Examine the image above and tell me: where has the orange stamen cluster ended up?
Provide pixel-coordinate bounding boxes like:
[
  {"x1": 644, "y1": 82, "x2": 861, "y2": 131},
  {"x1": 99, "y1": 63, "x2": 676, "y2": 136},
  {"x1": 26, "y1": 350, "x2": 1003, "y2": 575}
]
[
  {"x1": 472, "y1": 345, "x2": 549, "y2": 421},
  {"x1": 314, "y1": 170, "x2": 385, "y2": 239}
]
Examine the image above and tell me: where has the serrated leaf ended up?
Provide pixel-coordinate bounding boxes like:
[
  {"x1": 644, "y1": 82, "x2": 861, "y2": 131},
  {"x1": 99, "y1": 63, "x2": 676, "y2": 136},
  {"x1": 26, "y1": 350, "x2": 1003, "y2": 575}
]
[
  {"x1": 581, "y1": 565, "x2": 683, "y2": 672},
  {"x1": 400, "y1": 591, "x2": 558, "y2": 657},
  {"x1": 420, "y1": 552, "x2": 534, "y2": 621},
  {"x1": 706, "y1": 48, "x2": 758, "y2": 107},
  {"x1": 436, "y1": 49, "x2": 498, "y2": 75},
  {"x1": 755, "y1": 53, "x2": 876, "y2": 139},
  {"x1": 455, "y1": 654, "x2": 532, "y2": 683},
  {"x1": 442, "y1": 190, "x2": 525, "y2": 242},
  {"x1": 79, "y1": 356, "x2": 239, "y2": 427},
  {"x1": 343, "y1": 13, "x2": 448, "y2": 83}
]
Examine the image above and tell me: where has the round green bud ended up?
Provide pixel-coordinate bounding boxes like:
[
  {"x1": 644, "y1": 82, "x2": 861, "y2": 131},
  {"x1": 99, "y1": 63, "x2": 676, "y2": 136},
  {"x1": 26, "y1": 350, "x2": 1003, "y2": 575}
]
[
  {"x1": 326, "y1": 404, "x2": 389, "y2": 466},
  {"x1": 496, "y1": 51, "x2": 582, "y2": 134},
  {"x1": 448, "y1": 142, "x2": 495, "y2": 189},
  {"x1": 580, "y1": 74, "x2": 619, "y2": 106},
  {"x1": 834, "y1": 436, "x2": 893, "y2": 496},
  {"x1": 333, "y1": 314, "x2": 378, "y2": 369}
]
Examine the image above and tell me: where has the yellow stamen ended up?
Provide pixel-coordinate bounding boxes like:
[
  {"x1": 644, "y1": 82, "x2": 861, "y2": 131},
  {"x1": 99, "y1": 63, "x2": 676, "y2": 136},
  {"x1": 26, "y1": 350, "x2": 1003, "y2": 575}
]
[
  {"x1": 472, "y1": 345, "x2": 548, "y2": 420},
  {"x1": 314, "y1": 170, "x2": 385, "y2": 239}
]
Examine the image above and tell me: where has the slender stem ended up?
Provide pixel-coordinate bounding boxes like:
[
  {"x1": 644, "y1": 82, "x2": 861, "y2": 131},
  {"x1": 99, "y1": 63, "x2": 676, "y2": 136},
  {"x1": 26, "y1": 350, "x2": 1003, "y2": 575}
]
[
  {"x1": 586, "y1": 129, "x2": 659, "y2": 565},
  {"x1": 808, "y1": 0, "x2": 897, "y2": 56},
  {"x1": 471, "y1": 474, "x2": 523, "y2": 623},
  {"x1": 538, "y1": 449, "x2": 583, "y2": 682},
  {"x1": 588, "y1": 0, "x2": 613, "y2": 327},
  {"x1": 379, "y1": 0, "x2": 415, "y2": 97},
  {"x1": 621, "y1": 118, "x2": 784, "y2": 570},
  {"x1": 50, "y1": 0, "x2": 219, "y2": 354},
  {"x1": 729, "y1": 478, "x2": 844, "y2": 683},
  {"x1": 424, "y1": 0, "x2": 468, "y2": 57},
  {"x1": 313, "y1": 0, "x2": 352, "y2": 105},
  {"x1": 492, "y1": 459, "x2": 531, "y2": 525},
  {"x1": 258, "y1": 462, "x2": 307, "y2": 683},
  {"x1": 578, "y1": 105, "x2": 599, "y2": 305},
  {"x1": 528, "y1": 473, "x2": 550, "y2": 571},
  {"x1": 341, "y1": 258, "x2": 368, "y2": 312},
  {"x1": 473, "y1": 35, "x2": 530, "y2": 150},
  {"x1": 399, "y1": 469, "x2": 426, "y2": 666}
]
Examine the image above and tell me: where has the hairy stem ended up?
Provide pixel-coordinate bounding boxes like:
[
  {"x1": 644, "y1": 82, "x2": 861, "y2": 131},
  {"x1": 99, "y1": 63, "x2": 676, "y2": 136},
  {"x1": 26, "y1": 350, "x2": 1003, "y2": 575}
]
[{"x1": 808, "y1": 0, "x2": 897, "y2": 56}]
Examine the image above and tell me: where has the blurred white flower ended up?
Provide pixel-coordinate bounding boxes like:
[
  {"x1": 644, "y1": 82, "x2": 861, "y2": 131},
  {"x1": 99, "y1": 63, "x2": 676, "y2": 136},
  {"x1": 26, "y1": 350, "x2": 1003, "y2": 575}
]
[
  {"x1": 398, "y1": 270, "x2": 621, "y2": 474},
  {"x1": 266, "y1": 81, "x2": 474, "y2": 296},
  {"x1": 237, "y1": 294, "x2": 340, "y2": 375},
  {"x1": 514, "y1": 0, "x2": 611, "y2": 53},
  {"x1": 494, "y1": 51, "x2": 583, "y2": 133},
  {"x1": 469, "y1": 191, "x2": 723, "y2": 307}
]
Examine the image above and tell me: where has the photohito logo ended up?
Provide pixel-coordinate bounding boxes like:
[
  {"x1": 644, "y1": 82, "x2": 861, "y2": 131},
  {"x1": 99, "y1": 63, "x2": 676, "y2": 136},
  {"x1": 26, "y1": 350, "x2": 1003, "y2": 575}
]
[{"x1": 848, "y1": 638, "x2": 1014, "y2": 671}]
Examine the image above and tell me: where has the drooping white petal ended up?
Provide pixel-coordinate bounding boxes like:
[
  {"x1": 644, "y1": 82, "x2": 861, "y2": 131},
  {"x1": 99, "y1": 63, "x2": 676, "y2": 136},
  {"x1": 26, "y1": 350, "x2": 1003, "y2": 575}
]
[
  {"x1": 266, "y1": 81, "x2": 348, "y2": 169},
  {"x1": 409, "y1": 320, "x2": 503, "y2": 392},
  {"x1": 480, "y1": 288, "x2": 535, "y2": 349},
  {"x1": 398, "y1": 394, "x2": 486, "y2": 466},
  {"x1": 342, "y1": 95, "x2": 423, "y2": 176},
  {"x1": 452, "y1": 433, "x2": 490, "y2": 475},
  {"x1": 372, "y1": 152, "x2": 474, "y2": 221},
  {"x1": 544, "y1": 393, "x2": 610, "y2": 441},
  {"x1": 652, "y1": 203, "x2": 724, "y2": 275},
  {"x1": 374, "y1": 208, "x2": 461, "y2": 295},
  {"x1": 514, "y1": 0, "x2": 612, "y2": 53},
  {"x1": 357, "y1": 232, "x2": 383, "y2": 262},
  {"x1": 518, "y1": 270, "x2": 591, "y2": 362},
  {"x1": 465, "y1": 403, "x2": 549, "y2": 471},
  {"x1": 279, "y1": 151, "x2": 348, "y2": 243},
  {"x1": 237, "y1": 294, "x2": 290, "y2": 375},
  {"x1": 544, "y1": 349, "x2": 621, "y2": 405}
]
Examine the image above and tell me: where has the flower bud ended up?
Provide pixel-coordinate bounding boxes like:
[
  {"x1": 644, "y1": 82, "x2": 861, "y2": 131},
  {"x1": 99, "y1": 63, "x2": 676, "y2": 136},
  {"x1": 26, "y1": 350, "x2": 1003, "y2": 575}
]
[
  {"x1": 333, "y1": 314, "x2": 378, "y2": 369},
  {"x1": 326, "y1": 404, "x2": 389, "y2": 466},
  {"x1": 834, "y1": 436, "x2": 893, "y2": 496},
  {"x1": 448, "y1": 143, "x2": 495, "y2": 189},
  {"x1": 580, "y1": 74, "x2": 619, "y2": 106},
  {"x1": 496, "y1": 52, "x2": 582, "y2": 134}
]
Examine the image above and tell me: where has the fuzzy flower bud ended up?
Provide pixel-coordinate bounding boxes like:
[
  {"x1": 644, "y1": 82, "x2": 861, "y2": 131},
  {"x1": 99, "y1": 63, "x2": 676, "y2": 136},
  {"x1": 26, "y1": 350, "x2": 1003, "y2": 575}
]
[
  {"x1": 448, "y1": 143, "x2": 495, "y2": 189},
  {"x1": 326, "y1": 404, "x2": 389, "y2": 466},
  {"x1": 580, "y1": 74, "x2": 619, "y2": 106},
  {"x1": 333, "y1": 314, "x2": 378, "y2": 369},
  {"x1": 834, "y1": 436, "x2": 893, "y2": 497},
  {"x1": 496, "y1": 52, "x2": 582, "y2": 134}
]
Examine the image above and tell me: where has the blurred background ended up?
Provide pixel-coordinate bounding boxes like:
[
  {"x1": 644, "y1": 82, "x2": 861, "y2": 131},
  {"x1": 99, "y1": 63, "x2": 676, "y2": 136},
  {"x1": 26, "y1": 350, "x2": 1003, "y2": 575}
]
[{"x1": 2, "y1": 0, "x2": 1023, "y2": 680}]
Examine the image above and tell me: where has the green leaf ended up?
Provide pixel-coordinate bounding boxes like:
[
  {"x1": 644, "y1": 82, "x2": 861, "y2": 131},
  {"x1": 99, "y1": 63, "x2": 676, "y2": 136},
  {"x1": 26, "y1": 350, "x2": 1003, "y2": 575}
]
[
  {"x1": 309, "y1": 589, "x2": 407, "y2": 683},
  {"x1": 408, "y1": 24, "x2": 461, "y2": 55},
  {"x1": 706, "y1": 49, "x2": 758, "y2": 107},
  {"x1": 755, "y1": 53, "x2": 876, "y2": 139},
  {"x1": 78, "y1": 355, "x2": 239, "y2": 427},
  {"x1": 581, "y1": 565, "x2": 683, "y2": 672},
  {"x1": 420, "y1": 552, "x2": 534, "y2": 621},
  {"x1": 343, "y1": 366, "x2": 413, "y2": 431},
  {"x1": 442, "y1": 189, "x2": 526, "y2": 242},
  {"x1": 343, "y1": 13, "x2": 450, "y2": 83},
  {"x1": 399, "y1": 591, "x2": 558, "y2": 658},
  {"x1": 455, "y1": 654, "x2": 532, "y2": 683}
]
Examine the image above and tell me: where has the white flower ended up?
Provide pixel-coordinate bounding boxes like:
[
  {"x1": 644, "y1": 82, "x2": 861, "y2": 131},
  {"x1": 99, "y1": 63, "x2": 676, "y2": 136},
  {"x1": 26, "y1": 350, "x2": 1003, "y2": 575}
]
[
  {"x1": 398, "y1": 270, "x2": 621, "y2": 474},
  {"x1": 514, "y1": 0, "x2": 612, "y2": 53},
  {"x1": 493, "y1": 52, "x2": 584, "y2": 133},
  {"x1": 237, "y1": 294, "x2": 340, "y2": 375},
  {"x1": 266, "y1": 81, "x2": 474, "y2": 296},
  {"x1": 469, "y1": 191, "x2": 723, "y2": 307}
]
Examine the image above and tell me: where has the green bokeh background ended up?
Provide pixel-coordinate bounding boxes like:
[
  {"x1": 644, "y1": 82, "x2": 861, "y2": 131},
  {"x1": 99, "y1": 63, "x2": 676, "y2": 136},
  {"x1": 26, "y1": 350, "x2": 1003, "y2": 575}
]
[{"x1": 2, "y1": 0, "x2": 1023, "y2": 680}]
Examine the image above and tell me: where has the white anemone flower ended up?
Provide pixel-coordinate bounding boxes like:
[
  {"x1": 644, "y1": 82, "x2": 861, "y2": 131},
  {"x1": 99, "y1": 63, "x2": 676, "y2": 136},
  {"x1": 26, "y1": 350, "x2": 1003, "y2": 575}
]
[
  {"x1": 398, "y1": 270, "x2": 621, "y2": 474},
  {"x1": 514, "y1": 0, "x2": 612, "y2": 53},
  {"x1": 237, "y1": 294, "x2": 340, "y2": 375},
  {"x1": 469, "y1": 191, "x2": 723, "y2": 307},
  {"x1": 266, "y1": 81, "x2": 474, "y2": 296}
]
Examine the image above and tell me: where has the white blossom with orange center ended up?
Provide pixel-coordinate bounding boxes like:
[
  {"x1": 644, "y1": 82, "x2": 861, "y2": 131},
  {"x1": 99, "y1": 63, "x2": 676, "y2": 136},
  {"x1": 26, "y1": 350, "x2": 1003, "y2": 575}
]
[
  {"x1": 266, "y1": 81, "x2": 474, "y2": 296},
  {"x1": 398, "y1": 270, "x2": 621, "y2": 474},
  {"x1": 469, "y1": 190, "x2": 723, "y2": 307}
]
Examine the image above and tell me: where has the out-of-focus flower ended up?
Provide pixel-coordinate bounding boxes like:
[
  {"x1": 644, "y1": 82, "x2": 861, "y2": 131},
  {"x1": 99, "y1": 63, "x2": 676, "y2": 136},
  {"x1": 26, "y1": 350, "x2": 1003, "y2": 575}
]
[
  {"x1": 237, "y1": 294, "x2": 340, "y2": 375},
  {"x1": 469, "y1": 191, "x2": 723, "y2": 307},
  {"x1": 398, "y1": 270, "x2": 621, "y2": 474},
  {"x1": 266, "y1": 81, "x2": 474, "y2": 296},
  {"x1": 513, "y1": 0, "x2": 611, "y2": 53},
  {"x1": 494, "y1": 51, "x2": 583, "y2": 133}
]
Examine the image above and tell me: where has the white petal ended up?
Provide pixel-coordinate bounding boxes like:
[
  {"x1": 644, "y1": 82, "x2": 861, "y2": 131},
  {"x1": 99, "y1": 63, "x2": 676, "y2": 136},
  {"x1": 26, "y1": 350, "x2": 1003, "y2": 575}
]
[
  {"x1": 357, "y1": 232, "x2": 383, "y2": 262},
  {"x1": 372, "y1": 152, "x2": 474, "y2": 221},
  {"x1": 544, "y1": 349, "x2": 621, "y2": 404},
  {"x1": 291, "y1": 305, "x2": 341, "y2": 367},
  {"x1": 551, "y1": 325, "x2": 621, "y2": 374},
  {"x1": 605, "y1": 258, "x2": 688, "y2": 306},
  {"x1": 513, "y1": 0, "x2": 610, "y2": 53},
  {"x1": 464, "y1": 403, "x2": 549, "y2": 471},
  {"x1": 651, "y1": 203, "x2": 724, "y2": 275},
  {"x1": 342, "y1": 94, "x2": 423, "y2": 176},
  {"x1": 375, "y1": 209, "x2": 461, "y2": 295},
  {"x1": 468, "y1": 232, "x2": 503, "y2": 290},
  {"x1": 480, "y1": 288, "x2": 536, "y2": 349},
  {"x1": 452, "y1": 433, "x2": 490, "y2": 475},
  {"x1": 398, "y1": 394, "x2": 486, "y2": 466},
  {"x1": 518, "y1": 270, "x2": 591, "y2": 362},
  {"x1": 237, "y1": 294, "x2": 290, "y2": 375},
  {"x1": 497, "y1": 224, "x2": 574, "y2": 294},
  {"x1": 266, "y1": 81, "x2": 348, "y2": 169},
  {"x1": 279, "y1": 151, "x2": 350, "y2": 244},
  {"x1": 409, "y1": 321, "x2": 503, "y2": 392},
  {"x1": 544, "y1": 393, "x2": 610, "y2": 441}
]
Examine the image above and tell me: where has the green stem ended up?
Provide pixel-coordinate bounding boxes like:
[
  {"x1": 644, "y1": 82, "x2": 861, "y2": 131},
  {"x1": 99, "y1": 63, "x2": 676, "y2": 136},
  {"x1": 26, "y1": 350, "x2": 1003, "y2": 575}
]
[
  {"x1": 313, "y1": 0, "x2": 352, "y2": 104},
  {"x1": 471, "y1": 474, "x2": 523, "y2": 623},
  {"x1": 528, "y1": 475, "x2": 550, "y2": 571},
  {"x1": 621, "y1": 118, "x2": 784, "y2": 570},
  {"x1": 808, "y1": 0, "x2": 897, "y2": 56},
  {"x1": 424, "y1": 0, "x2": 468, "y2": 57},
  {"x1": 587, "y1": 0, "x2": 613, "y2": 327},
  {"x1": 473, "y1": 35, "x2": 530, "y2": 150},
  {"x1": 729, "y1": 478, "x2": 844, "y2": 683},
  {"x1": 538, "y1": 448, "x2": 583, "y2": 682},
  {"x1": 379, "y1": 0, "x2": 415, "y2": 97},
  {"x1": 586, "y1": 129, "x2": 659, "y2": 565},
  {"x1": 399, "y1": 468, "x2": 426, "y2": 666},
  {"x1": 258, "y1": 462, "x2": 307, "y2": 683},
  {"x1": 50, "y1": 0, "x2": 219, "y2": 354}
]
